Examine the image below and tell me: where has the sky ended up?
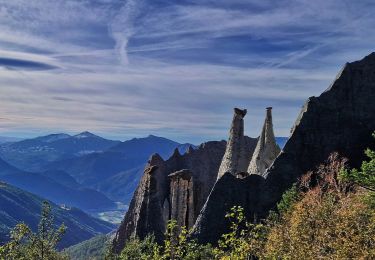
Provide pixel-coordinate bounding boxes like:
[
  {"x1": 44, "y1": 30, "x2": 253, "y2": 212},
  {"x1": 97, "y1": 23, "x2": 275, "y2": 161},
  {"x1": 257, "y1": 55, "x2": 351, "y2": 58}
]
[{"x1": 0, "y1": 0, "x2": 374, "y2": 144}]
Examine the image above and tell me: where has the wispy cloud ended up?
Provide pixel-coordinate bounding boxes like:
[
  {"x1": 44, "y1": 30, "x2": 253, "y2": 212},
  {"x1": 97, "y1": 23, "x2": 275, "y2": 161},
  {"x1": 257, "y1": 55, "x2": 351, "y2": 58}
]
[
  {"x1": 0, "y1": 0, "x2": 374, "y2": 143},
  {"x1": 109, "y1": 0, "x2": 141, "y2": 65}
]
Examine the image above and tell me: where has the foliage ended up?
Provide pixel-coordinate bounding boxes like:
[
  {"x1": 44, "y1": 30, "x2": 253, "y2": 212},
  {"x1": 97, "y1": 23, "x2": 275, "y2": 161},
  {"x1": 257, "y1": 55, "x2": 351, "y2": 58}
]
[
  {"x1": 276, "y1": 184, "x2": 300, "y2": 214},
  {"x1": 214, "y1": 206, "x2": 268, "y2": 260},
  {"x1": 339, "y1": 132, "x2": 375, "y2": 191},
  {"x1": 264, "y1": 151, "x2": 375, "y2": 259},
  {"x1": 0, "y1": 201, "x2": 68, "y2": 260},
  {"x1": 264, "y1": 185, "x2": 375, "y2": 259},
  {"x1": 119, "y1": 235, "x2": 160, "y2": 260},
  {"x1": 117, "y1": 220, "x2": 214, "y2": 260}
]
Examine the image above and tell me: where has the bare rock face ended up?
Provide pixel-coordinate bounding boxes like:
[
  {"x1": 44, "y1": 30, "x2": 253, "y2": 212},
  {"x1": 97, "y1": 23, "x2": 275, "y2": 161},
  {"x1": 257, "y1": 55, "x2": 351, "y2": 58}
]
[
  {"x1": 217, "y1": 108, "x2": 252, "y2": 179},
  {"x1": 112, "y1": 154, "x2": 167, "y2": 253},
  {"x1": 193, "y1": 53, "x2": 375, "y2": 244},
  {"x1": 112, "y1": 140, "x2": 229, "y2": 253},
  {"x1": 248, "y1": 107, "x2": 281, "y2": 175},
  {"x1": 168, "y1": 169, "x2": 195, "y2": 229},
  {"x1": 259, "y1": 52, "x2": 375, "y2": 215},
  {"x1": 193, "y1": 172, "x2": 265, "y2": 244}
]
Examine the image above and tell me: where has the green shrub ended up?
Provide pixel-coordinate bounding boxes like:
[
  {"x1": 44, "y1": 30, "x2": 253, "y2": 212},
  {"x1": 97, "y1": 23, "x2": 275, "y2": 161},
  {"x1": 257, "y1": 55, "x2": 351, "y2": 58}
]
[{"x1": 0, "y1": 201, "x2": 67, "y2": 260}]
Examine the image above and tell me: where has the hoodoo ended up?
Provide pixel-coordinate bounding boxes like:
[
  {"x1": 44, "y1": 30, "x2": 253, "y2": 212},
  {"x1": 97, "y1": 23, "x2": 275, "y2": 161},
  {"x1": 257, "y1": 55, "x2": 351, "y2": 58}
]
[
  {"x1": 248, "y1": 107, "x2": 280, "y2": 175},
  {"x1": 217, "y1": 108, "x2": 249, "y2": 179}
]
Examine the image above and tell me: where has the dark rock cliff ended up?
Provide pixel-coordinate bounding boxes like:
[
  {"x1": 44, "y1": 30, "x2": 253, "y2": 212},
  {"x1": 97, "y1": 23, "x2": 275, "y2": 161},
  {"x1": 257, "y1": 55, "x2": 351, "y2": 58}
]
[
  {"x1": 112, "y1": 139, "x2": 258, "y2": 253},
  {"x1": 193, "y1": 52, "x2": 375, "y2": 244}
]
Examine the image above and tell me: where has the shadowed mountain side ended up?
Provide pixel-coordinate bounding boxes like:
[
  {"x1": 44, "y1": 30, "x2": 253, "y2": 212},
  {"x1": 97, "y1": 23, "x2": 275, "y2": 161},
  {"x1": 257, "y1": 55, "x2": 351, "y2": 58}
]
[
  {"x1": 0, "y1": 182, "x2": 115, "y2": 249},
  {"x1": 0, "y1": 157, "x2": 116, "y2": 211},
  {"x1": 47, "y1": 135, "x2": 195, "y2": 203},
  {"x1": 192, "y1": 52, "x2": 375, "y2": 244}
]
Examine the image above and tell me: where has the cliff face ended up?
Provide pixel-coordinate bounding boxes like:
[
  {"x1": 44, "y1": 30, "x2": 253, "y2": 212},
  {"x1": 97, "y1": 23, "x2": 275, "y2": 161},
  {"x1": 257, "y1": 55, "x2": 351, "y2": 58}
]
[
  {"x1": 112, "y1": 141, "x2": 227, "y2": 253},
  {"x1": 192, "y1": 53, "x2": 375, "y2": 244},
  {"x1": 260, "y1": 52, "x2": 375, "y2": 214}
]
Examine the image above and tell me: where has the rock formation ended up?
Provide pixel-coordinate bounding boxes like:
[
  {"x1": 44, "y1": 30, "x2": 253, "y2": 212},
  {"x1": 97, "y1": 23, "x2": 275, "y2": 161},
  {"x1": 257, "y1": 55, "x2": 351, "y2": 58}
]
[
  {"x1": 112, "y1": 134, "x2": 257, "y2": 253},
  {"x1": 217, "y1": 108, "x2": 251, "y2": 179},
  {"x1": 113, "y1": 52, "x2": 375, "y2": 252},
  {"x1": 192, "y1": 52, "x2": 375, "y2": 244},
  {"x1": 248, "y1": 107, "x2": 281, "y2": 175},
  {"x1": 113, "y1": 141, "x2": 225, "y2": 253}
]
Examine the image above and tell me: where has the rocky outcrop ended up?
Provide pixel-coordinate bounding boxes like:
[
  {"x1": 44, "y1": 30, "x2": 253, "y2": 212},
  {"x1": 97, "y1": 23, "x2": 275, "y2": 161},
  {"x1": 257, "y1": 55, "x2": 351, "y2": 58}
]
[
  {"x1": 113, "y1": 133, "x2": 257, "y2": 253},
  {"x1": 193, "y1": 53, "x2": 375, "y2": 244},
  {"x1": 112, "y1": 154, "x2": 167, "y2": 253},
  {"x1": 217, "y1": 108, "x2": 252, "y2": 179},
  {"x1": 248, "y1": 107, "x2": 281, "y2": 175},
  {"x1": 112, "y1": 141, "x2": 228, "y2": 253}
]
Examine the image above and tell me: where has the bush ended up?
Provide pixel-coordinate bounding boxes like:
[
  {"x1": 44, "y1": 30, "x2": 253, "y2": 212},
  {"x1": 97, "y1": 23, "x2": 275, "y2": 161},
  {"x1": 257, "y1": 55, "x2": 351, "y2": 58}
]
[
  {"x1": 118, "y1": 221, "x2": 214, "y2": 260},
  {"x1": 0, "y1": 201, "x2": 68, "y2": 260},
  {"x1": 339, "y1": 132, "x2": 375, "y2": 191}
]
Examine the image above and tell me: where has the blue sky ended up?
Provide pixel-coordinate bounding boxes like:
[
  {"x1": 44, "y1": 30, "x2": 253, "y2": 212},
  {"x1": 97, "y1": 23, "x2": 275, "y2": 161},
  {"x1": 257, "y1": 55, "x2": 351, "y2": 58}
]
[{"x1": 0, "y1": 0, "x2": 374, "y2": 144}]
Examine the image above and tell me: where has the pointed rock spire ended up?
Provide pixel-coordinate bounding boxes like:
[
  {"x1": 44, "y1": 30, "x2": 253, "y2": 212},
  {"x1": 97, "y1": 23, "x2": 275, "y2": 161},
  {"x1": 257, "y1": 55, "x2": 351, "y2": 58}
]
[
  {"x1": 149, "y1": 153, "x2": 164, "y2": 165},
  {"x1": 172, "y1": 147, "x2": 181, "y2": 157},
  {"x1": 217, "y1": 108, "x2": 249, "y2": 179},
  {"x1": 187, "y1": 145, "x2": 194, "y2": 154},
  {"x1": 248, "y1": 107, "x2": 280, "y2": 175}
]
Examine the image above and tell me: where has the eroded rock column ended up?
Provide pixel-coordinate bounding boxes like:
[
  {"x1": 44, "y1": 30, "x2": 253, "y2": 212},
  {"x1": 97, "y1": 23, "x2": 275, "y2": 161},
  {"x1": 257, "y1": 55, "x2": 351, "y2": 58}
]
[
  {"x1": 248, "y1": 107, "x2": 280, "y2": 175},
  {"x1": 168, "y1": 169, "x2": 195, "y2": 229},
  {"x1": 217, "y1": 108, "x2": 249, "y2": 179}
]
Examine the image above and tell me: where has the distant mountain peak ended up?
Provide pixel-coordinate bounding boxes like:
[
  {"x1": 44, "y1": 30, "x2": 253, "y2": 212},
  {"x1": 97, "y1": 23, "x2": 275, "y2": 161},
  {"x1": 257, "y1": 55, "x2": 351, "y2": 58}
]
[
  {"x1": 74, "y1": 131, "x2": 98, "y2": 139},
  {"x1": 146, "y1": 134, "x2": 167, "y2": 140},
  {"x1": 40, "y1": 133, "x2": 71, "y2": 143}
]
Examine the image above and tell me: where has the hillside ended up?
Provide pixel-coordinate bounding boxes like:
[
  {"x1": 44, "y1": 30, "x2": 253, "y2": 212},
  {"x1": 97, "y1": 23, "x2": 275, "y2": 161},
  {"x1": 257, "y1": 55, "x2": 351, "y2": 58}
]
[
  {"x1": 64, "y1": 234, "x2": 110, "y2": 260},
  {"x1": 0, "y1": 182, "x2": 116, "y2": 249},
  {"x1": 0, "y1": 157, "x2": 116, "y2": 211}
]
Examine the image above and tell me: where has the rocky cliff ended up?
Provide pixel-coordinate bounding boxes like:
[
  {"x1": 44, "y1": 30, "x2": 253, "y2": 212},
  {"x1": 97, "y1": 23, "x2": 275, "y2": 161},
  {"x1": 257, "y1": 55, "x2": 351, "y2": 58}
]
[
  {"x1": 113, "y1": 139, "x2": 246, "y2": 253},
  {"x1": 192, "y1": 52, "x2": 375, "y2": 244},
  {"x1": 112, "y1": 135, "x2": 257, "y2": 253}
]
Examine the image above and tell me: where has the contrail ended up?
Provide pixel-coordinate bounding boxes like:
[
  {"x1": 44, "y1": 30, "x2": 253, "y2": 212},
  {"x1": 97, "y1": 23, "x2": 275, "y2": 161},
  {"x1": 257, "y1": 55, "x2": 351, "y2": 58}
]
[{"x1": 109, "y1": 0, "x2": 140, "y2": 65}]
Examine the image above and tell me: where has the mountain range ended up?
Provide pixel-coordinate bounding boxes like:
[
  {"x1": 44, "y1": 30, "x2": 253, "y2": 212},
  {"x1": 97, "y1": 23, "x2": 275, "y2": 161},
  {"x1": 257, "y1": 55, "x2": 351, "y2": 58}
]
[
  {"x1": 0, "y1": 132, "x2": 120, "y2": 172},
  {"x1": 0, "y1": 133, "x2": 198, "y2": 209},
  {"x1": 47, "y1": 135, "x2": 195, "y2": 203},
  {"x1": 0, "y1": 182, "x2": 115, "y2": 248}
]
